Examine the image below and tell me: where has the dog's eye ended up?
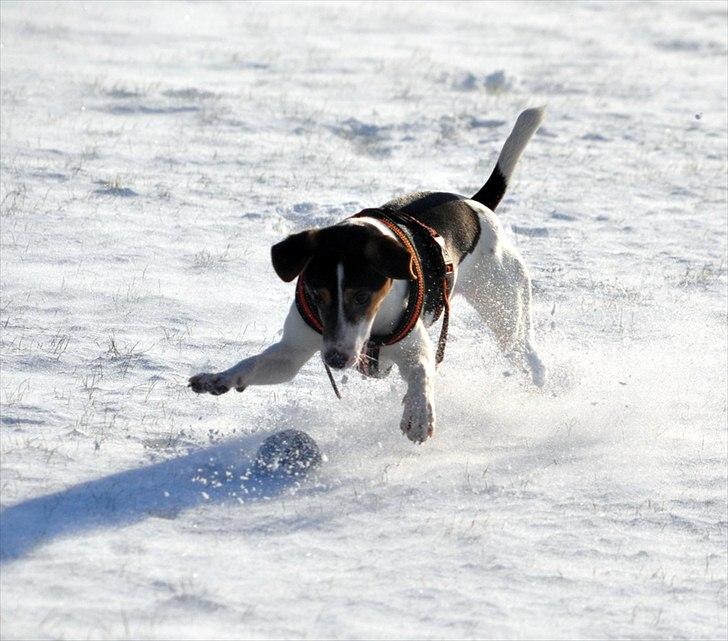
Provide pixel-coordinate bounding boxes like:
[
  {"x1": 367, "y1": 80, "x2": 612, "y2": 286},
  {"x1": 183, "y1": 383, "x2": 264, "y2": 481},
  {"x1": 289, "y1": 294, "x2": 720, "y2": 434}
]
[{"x1": 353, "y1": 290, "x2": 371, "y2": 305}]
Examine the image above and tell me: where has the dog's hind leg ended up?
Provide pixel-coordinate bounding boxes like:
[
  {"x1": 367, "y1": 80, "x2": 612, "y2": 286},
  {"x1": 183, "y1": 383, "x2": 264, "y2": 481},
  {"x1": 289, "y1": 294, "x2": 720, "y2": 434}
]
[
  {"x1": 189, "y1": 304, "x2": 321, "y2": 395},
  {"x1": 458, "y1": 225, "x2": 546, "y2": 387},
  {"x1": 514, "y1": 273, "x2": 546, "y2": 387}
]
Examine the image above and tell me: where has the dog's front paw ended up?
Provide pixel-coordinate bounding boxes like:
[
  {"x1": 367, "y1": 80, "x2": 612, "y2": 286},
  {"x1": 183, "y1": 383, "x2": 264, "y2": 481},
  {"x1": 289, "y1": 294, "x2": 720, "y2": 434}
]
[
  {"x1": 188, "y1": 372, "x2": 231, "y2": 396},
  {"x1": 400, "y1": 395, "x2": 435, "y2": 444}
]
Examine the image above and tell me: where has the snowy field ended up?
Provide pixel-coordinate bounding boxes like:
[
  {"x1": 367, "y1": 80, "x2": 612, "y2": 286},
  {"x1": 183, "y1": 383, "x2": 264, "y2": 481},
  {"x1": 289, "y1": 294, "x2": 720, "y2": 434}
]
[{"x1": 1, "y1": 1, "x2": 726, "y2": 639}]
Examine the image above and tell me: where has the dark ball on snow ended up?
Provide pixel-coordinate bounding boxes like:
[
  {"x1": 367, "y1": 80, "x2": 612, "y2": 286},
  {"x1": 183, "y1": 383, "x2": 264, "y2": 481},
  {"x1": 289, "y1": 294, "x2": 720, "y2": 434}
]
[{"x1": 255, "y1": 429, "x2": 321, "y2": 476}]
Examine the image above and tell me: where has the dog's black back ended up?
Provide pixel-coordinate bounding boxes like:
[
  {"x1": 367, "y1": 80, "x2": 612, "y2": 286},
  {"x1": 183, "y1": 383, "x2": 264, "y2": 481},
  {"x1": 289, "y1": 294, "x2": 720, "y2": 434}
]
[{"x1": 380, "y1": 191, "x2": 482, "y2": 266}]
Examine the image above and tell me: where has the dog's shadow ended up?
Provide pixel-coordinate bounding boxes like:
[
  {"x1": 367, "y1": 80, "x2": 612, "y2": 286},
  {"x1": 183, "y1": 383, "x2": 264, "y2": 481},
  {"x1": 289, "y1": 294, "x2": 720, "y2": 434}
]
[{"x1": 0, "y1": 432, "x2": 312, "y2": 562}]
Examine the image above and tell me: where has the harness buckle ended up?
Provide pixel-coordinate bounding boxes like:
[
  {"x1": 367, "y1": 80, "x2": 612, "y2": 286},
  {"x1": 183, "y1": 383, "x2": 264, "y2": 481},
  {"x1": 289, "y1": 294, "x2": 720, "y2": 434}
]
[{"x1": 431, "y1": 232, "x2": 454, "y2": 273}]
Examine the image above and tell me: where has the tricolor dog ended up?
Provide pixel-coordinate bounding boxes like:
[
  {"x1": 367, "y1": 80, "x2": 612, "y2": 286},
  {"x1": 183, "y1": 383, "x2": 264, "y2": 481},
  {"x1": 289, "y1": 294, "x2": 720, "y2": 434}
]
[{"x1": 189, "y1": 108, "x2": 547, "y2": 443}]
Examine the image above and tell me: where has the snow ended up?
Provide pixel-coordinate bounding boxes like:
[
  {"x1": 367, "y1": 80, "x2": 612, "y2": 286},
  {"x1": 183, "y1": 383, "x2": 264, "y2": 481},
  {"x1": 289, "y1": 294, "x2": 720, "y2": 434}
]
[{"x1": 0, "y1": 1, "x2": 726, "y2": 638}]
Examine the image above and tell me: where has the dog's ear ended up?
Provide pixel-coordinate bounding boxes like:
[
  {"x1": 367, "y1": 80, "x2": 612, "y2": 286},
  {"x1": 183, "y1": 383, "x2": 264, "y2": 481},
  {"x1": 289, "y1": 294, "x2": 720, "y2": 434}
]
[
  {"x1": 271, "y1": 230, "x2": 318, "y2": 282},
  {"x1": 365, "y1": 235, "x2": 416, "y2": 281}
]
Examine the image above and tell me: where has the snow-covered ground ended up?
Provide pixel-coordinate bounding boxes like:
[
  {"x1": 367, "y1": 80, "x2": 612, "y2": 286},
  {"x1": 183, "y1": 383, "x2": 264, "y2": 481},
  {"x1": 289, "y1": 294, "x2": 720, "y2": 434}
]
[{"x1": 1, "y1": 1, "x2": 726, "y2": 638}]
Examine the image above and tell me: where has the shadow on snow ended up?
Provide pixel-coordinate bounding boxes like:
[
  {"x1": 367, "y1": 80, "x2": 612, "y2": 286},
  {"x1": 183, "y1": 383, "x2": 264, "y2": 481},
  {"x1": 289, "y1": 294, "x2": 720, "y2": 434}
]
[{"x1": 0, "y1": 433, "x2": 312, "y2": 562}]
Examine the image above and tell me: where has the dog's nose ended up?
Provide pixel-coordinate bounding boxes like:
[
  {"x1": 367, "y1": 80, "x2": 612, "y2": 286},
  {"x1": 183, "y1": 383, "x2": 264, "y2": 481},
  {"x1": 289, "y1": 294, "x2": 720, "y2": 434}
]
[{"x1": 324, "y1": 349, "x2": 349, "y2": 370}]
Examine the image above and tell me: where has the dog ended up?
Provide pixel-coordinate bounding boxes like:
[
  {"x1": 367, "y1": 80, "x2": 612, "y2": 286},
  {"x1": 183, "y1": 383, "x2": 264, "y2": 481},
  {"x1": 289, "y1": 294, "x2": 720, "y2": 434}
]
[{"x1": 189, "y1": 107, "x2": 546, "y2": 444}]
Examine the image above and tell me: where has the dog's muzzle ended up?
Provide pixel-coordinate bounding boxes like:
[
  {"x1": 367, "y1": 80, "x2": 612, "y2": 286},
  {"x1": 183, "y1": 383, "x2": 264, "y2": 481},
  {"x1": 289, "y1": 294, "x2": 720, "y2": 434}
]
[{"x1": 323, "y1": 348, "x2": 353, "y2": 370}]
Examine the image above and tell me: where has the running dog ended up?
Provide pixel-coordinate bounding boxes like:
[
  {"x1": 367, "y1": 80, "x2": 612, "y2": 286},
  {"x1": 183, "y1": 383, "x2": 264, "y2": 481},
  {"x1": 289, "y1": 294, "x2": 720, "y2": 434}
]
[{"x1": 189, "y1": 108, "x2": 546, "y2": 443}]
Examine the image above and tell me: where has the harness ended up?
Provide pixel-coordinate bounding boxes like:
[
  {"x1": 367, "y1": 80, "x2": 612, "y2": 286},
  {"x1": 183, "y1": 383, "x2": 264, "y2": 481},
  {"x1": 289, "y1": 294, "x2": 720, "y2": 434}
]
[{"x1": 295, "y1": 209, "x2": 454, "y2": 398}]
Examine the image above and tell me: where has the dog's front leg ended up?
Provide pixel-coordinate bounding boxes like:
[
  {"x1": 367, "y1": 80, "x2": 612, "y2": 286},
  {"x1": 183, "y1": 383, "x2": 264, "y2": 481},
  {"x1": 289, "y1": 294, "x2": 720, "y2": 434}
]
[
  {"x1": 189, "y1": 303, "x2": 320, "y2": 395},
  {"x1": 386, "y1": 320, "x2": 436, "y2": 444}
]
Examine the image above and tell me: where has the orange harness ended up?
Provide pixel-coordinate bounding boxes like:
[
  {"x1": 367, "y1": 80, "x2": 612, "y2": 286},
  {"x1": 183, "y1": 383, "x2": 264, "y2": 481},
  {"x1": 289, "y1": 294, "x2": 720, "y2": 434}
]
[{"x1": 295, "y1": 209, "x2": 453, "y2": 397}]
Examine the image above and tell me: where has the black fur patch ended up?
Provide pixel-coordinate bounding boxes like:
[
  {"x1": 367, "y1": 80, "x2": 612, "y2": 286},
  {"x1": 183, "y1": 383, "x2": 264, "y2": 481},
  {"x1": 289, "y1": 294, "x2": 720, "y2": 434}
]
[
  {"x1": 471, "y1": 166, "x2": 507, "y2": 211},
  {"x1": 379, "y1": 191, "x2": 482, "y2": 265}
]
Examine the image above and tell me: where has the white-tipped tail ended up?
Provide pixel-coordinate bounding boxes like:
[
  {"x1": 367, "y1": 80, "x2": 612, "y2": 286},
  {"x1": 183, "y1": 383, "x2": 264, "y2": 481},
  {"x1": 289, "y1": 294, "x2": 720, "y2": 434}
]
[{"x1": 472, "y1": 106, "x2": 545, "y2": 211}]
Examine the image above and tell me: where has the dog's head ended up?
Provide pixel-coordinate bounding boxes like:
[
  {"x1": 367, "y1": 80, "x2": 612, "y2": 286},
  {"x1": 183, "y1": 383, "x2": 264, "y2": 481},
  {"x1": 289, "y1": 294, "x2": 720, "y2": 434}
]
[{"x1": 271, "y1": 220, "x2": 416, "y2": 369}]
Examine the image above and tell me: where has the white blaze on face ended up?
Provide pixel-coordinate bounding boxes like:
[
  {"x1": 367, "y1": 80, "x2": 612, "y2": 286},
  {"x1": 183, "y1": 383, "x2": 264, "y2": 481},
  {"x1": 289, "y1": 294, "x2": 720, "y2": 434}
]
[
  {"x1": 327, "y1": 262, "x2": 375, "y2": 366},
  {"x1": 336, "y1": 263, "x2": 345, "y2": 331}
]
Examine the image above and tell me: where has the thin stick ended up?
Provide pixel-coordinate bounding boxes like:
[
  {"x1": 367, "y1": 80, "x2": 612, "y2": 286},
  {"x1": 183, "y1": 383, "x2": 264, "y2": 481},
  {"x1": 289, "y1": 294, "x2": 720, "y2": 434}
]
[{"x1": 324, "y1": 363, "x2": 342, "y2": 399}]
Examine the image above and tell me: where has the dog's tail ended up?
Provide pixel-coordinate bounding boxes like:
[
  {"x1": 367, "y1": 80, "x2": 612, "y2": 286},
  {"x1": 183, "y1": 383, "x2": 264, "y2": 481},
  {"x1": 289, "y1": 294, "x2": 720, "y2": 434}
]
[{"x1": 471, "y1": 106, "x2": 545, "y2": 211}]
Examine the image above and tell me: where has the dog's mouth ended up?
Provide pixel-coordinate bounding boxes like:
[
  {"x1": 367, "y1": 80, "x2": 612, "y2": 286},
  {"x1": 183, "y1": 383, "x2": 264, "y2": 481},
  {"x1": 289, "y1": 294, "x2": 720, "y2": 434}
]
[
  {"x1": 323, "y1": 341, "x2": 378, "y2": 370},
  {"x1": 322, "y1": 348, "x2": 357, "y2": 370}
]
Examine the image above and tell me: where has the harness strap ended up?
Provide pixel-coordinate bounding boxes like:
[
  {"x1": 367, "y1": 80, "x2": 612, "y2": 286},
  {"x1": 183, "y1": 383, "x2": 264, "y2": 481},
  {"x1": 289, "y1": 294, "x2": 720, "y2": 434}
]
[
  {"x1": 435, "y1": 278, "x2": 450, "y2": 365},
  {"x1": 295, "y1": 277, "x2": 323, "y2": 334},
  {"x1": 373, "y1": 217, "x2": 425, "y2": 345},
  {"x1": 385, "y1": 211, "x2": 453, "y2": 366},
  {"x1": 388, "y1": 212, "x2": 454, "y2": 309}
]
